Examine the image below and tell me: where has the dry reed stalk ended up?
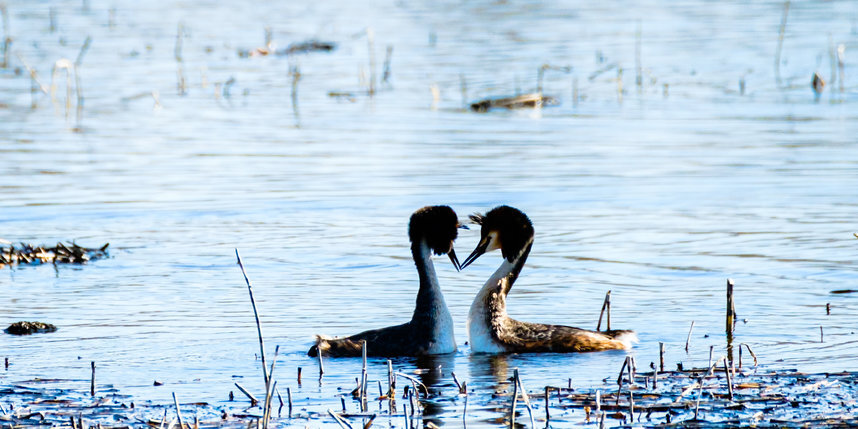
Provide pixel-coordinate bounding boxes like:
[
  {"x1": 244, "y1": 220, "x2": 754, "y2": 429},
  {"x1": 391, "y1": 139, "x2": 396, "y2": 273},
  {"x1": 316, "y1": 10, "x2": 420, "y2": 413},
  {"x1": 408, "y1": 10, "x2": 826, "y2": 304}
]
[
  {"x1": 775, "y1": 0, "x2": 790, "y2": 87},
  {"x1": 597, "y1": 290, "x2": 611, "y2": 331},
  {"x1": 387, "y1": 360, "x2": 394, "y2": 398},
  {"x1": 635, "y1": 21, "x2": 642, "y2": 89},
  {"x1": 726, "y1": 279, "x2": 736, "y2": 333},
  {"x1": 451, "y1": 372, "x2": 466, "y2": 395},
  {"x1": 234, "y1": 382, "x2": 258, "y2": 405},
  {"x1": 544, "y1": 386, "x2": 551, "y2": 423},
  {"x1": 234, "y1": 249, "x2": 269, "y2": 386},
  {"x1": 1, "y1": 3, "x2": 8, "y2": 68},
  {"x1": 394, "y1": 372, "x2": 428, "y2": 397},
  {"x1": 172, "y1": 392, "x2": 185, "y2": 429},
  {"x1": 175, "y1": 23, "x2": 186, "y2": 95},
  {"x1": 820, "y1": 326, "x2": 824, "y2": 343},
  {"x1": 572, "y1": 77, "x2": 578, "y2": 107},
  {"x1": 724, "y1": 359, "x2": 734, "y2": 401},
  {"x1": 659, "y1": 342, "x2": 665, "y2": 372},
  {"x1": 508, "y1": 369, "x2": 518, "y2": 429},
  {"x1": 74, "y1": 36, "x2": 92, "y2": 128},
  {"x1": 90, "y1": 361, "x2": 95, "y2": 396},
  {"x1": 286, "y1": 387, "x2": 292, "y2": 417},
  {"x1": 514, "y1": 369, "x2": 536, "y2": 428},
  {"x1": 836, "y1": 44, "x2": 845, "y2": 93},
  {"x1": 685, "y1": 321, "x2": 695, "y2": 352},
  {"x1": 297, "y1": 367, "x2": 302, "y2": 385},
  {"x1": 328, "y1": 409, "x2": 353, "y2": 429},
  {"x1": 382, "y1": 45, "x2": 393, "y2": 84},
  {"x1": 366, "y1": 28, "x2": 375, "y2": 96},
  {"x1": 290, "y1": 65, "x2": 301, "y2": 119},
  {"x1": 318, "y1": 348, "x2": 325, "y2": 376},
  {"x1": 459, "y1": 74, "x2": 467, "y2": 109},
  {"x1": 51, "y1": 59, "x2": 75, "y2": 121}
]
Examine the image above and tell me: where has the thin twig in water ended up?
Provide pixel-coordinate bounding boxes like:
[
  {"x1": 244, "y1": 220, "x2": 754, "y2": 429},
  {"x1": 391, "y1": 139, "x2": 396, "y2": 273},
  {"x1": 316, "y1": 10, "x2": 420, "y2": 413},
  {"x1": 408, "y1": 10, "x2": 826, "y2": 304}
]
[
  {"x1": 685, "y1": 321, "x2": 695, "y2": 352},
  {"x1": 597, "y1": 290, "x2": 611, "y2": 331},
  {"x1": 235, "y1": 249, "x2": 269, "y2": 386}
]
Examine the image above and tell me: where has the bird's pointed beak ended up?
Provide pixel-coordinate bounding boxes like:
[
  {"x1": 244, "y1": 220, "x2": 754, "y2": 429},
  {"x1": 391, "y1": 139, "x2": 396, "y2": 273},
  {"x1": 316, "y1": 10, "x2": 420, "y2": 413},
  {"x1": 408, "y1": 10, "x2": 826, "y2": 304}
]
[
  {"x1": 460, "y1": 237, "x2": 489, "y2": 270},
  {"x1": 448, "y1": 248, "x2": 461, "y2": 271}
]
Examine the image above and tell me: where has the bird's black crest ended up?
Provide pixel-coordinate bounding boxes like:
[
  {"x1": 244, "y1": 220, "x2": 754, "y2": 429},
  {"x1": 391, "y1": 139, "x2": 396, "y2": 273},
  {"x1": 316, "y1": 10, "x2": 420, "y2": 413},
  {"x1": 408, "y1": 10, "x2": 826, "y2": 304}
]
[
  {"x1": 409, "y1": 205, "x2": 459, "y2": 255},
  {"x1": 473, "y1": 205, "x2": 534, "y2": 262}
]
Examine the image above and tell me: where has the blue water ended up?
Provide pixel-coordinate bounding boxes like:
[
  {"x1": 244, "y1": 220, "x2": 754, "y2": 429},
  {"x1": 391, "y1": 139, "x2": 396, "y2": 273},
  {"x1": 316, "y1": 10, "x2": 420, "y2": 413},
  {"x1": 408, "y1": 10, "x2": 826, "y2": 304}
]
[{"x1": 1, "y1": 0, "x2": 857, "y2": 427}]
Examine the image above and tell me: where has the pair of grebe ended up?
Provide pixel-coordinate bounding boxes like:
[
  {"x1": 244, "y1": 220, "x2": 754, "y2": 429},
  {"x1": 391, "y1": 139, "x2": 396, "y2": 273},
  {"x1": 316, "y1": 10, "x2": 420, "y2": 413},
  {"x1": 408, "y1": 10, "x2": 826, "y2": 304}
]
[{"x1": 308, "y1": 205, "x2": 635, "y2": 357}]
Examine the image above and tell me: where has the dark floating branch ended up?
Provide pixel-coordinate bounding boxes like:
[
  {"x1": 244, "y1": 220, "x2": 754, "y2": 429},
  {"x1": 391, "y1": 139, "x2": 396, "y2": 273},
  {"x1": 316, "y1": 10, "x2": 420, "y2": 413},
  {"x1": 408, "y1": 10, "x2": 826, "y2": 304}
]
[{"x1": 0, "y1": 241, "x2": 109, "y2": 268}]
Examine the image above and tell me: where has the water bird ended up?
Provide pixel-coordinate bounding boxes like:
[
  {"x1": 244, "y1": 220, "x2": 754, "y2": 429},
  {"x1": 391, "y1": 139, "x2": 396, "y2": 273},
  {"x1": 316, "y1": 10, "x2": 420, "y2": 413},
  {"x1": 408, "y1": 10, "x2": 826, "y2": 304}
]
[
  {"x1": 461, "y1": 205, "x2": 636, "y2": 353},
  {"x1": 308, "y1": 205, "x2": 462, "y2": 357}
]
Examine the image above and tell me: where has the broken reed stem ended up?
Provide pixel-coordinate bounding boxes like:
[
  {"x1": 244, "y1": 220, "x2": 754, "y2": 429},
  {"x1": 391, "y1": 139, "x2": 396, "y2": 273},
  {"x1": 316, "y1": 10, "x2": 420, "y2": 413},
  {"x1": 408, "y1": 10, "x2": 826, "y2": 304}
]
[
  {"x1": 275, "y1": 387, "x2": 284, "y2": 407},
  {"x1": 394, "y1": 372, "x2": 428, "y2": 397},
  {"x1": 544, "y1": 386, "x2": 551, "y2": 422},
  {"x1": 726, "y1": 279, "x2": 736, "y2": 334},
  {"x1": 262, "y1": 346, "x2": 280, "y2": 428},
  {"x1": 90, "y1": 361, "x2": 96, "y2": 396},
  {"x1": 740, "y1": 343, "x2": 758, "y2": 366},
  {"x1": 1, "y1": 3, "x2": 8, "y2": 69},
  {"x1": 235, "y1": 249, "x2": 269, "y2": 387},
  {"x1": 459, "y1": 73, "x2": 467, "y2": 109},
  {"x1": 659, "y1": 342, "x2": 665, "y2": 372},
  {"x1": 318, "y1": 347, "x2": 325, "y2": 376},
  {"x1": 387, "y1": 360, "x2": 394, "y2": 398},
  {"x1": 328, "y1": 409, "x2": 354, "y2": 429},
  {"x1": 451, "y1": 372, "x2": 465, "y2": 394},
  {"x1": 685, "y1": 321, "x2": 695, "y2": 352},
  {"x1": 234, "y1": 382, "x2": 259, "y2": 406},
  {"x1": 775, "y1": 0, "x2": 790, "y2": 88},
  {"x1": 723, "y1": 358, "x2": 734, "y2": 401},
  {"x1": 508, "y1": 369, "x2": 518, "y2": 429},
  {"x1": 635, "y1": 20, "x2": 642, "y2": 89},
  {"x1": 298, "y1": 367, "x2": 302, "y2": 385},
  {"x1": 290, "y1": 65, "x2": 301, "y2": 119},
  {"x1": 175, "y1": 22, "x2": 186, "y2": 95},
  {"x1": 74, "y1": 36, "x2": 92, "y2": 128},
  {"x1": 514, "y1": 370, "x2": 536, "y2": 429},
  {"x1": 360, "y1": 340, "x2": 368, "y2": 411},
  {"x1": 172, "y1": 392, "x2": 185, "y2": 429},
  {"x1": 286, "y1": 387, "x2": 293, "y2": 416},
  {"x1": 597, "y1": 290, "x2": 611, "y2": 331},
  {"x1": 820, "y1": 326, "x2": 824, "y2": 343},
  {"x1": 381, "y1": 45, "x2": 393, "y2": 84},
  {"x1": 366, "y1": 27, "x2": 375, "y2": 96},
  {"x1": 572, "y1": 77, "x2": 579, "y2": 107},
  {"x1": 50, "y1": 59, "x2": 74, "y2": 121}
]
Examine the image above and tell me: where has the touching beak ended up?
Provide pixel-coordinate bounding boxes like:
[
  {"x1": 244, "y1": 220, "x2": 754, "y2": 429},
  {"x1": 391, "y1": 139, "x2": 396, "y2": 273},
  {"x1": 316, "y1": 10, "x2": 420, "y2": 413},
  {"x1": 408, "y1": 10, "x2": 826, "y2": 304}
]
[
  {"x1": 460, "y1": 236, "x2": 489, "y2": 270},
  {"x1": 448, "y1": 248, "x2": 461, "y2": 271}
]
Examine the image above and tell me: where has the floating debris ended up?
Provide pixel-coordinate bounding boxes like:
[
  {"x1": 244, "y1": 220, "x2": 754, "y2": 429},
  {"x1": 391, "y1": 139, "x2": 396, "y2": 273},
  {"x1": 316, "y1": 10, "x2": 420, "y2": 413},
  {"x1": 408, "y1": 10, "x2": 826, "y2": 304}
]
[
  {"x1": 5, "y1": 321, "x2": 58, "y2": 335},
  {"x1": 470, "y1": 93, "x2": 558, "y2": 112},
  {"x1": 278, "y1": 40, "x2": 337, "y2": 56},
  {"x1": 0, "y1": 241, "x2": 108, "y2": 268}
]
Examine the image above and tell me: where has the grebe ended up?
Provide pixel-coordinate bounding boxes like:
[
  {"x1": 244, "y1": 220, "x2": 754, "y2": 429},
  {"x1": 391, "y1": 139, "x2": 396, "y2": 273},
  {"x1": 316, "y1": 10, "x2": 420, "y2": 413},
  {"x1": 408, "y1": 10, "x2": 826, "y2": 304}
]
[
  {"x1": 460, "y1": 205, "x2": 636, "y2": 353},
  {"x1": 308, "y1": 205, "x2": 462, "y2": 357}
]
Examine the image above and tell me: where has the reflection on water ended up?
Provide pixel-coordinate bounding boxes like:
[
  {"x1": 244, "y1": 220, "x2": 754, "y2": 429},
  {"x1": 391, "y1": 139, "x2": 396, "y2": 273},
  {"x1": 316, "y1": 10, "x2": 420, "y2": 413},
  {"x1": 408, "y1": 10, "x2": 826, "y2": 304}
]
[{"x1": 1, "y1": 0, "x2": 857, "y2": 426}]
